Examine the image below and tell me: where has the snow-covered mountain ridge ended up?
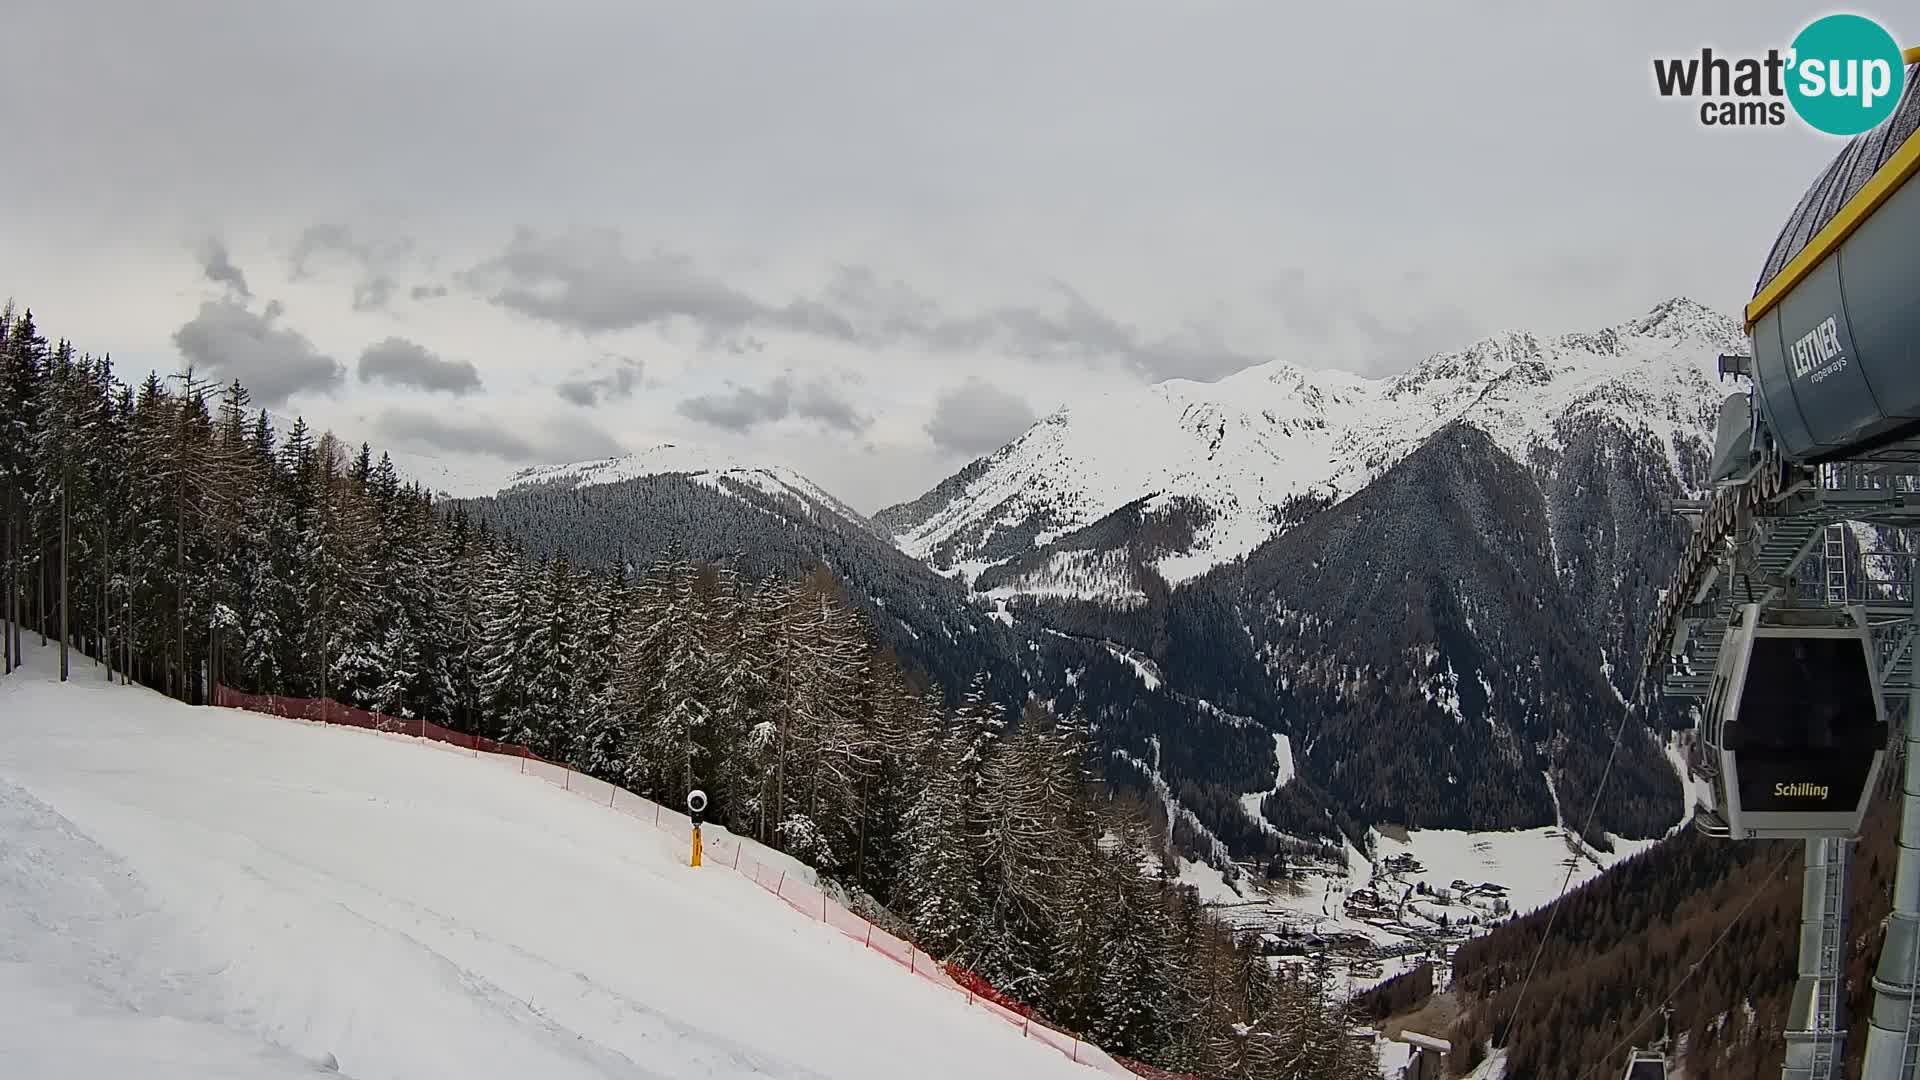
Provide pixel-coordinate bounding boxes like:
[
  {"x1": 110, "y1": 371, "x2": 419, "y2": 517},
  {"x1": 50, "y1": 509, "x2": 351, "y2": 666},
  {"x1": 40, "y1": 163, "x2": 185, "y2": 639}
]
[
  {"x1": 879, "y1": 297, "x2": 1743, "y2": 595},
  {"x1": 361, "y1": 438, "x2": 883, "y2": 538},
  {"x1": 498, "y1": 443, "x2": 878, "y2": 530}
]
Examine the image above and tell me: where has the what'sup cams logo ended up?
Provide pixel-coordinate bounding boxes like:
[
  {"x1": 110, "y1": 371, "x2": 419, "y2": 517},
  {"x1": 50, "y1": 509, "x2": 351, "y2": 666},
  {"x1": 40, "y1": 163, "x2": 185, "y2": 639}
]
[{"x1": 1654, "y1": 13, "x2": 1908, "y2": 135}]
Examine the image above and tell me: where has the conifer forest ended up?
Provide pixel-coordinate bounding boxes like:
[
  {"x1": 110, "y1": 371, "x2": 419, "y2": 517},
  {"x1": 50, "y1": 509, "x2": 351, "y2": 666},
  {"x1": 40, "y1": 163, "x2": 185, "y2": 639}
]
[{"x1": 0, "y1": 304, "x2": 1382, "y2": 1080}]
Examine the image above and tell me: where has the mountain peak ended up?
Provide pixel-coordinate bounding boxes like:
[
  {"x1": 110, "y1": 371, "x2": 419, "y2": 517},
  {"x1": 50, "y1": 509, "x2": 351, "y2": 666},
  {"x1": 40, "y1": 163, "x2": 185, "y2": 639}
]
[
  {"x1": 502, "y1": 443, "x2": 757, "y2": 491},
  {"x1": 497, "y1": 442, "x2": 876, "y2": 532},
  {"x1": 1620, "y1": 296, "x2": 1742, "y2": 344},
  {"x1": 880, "y1": 297, "x2": 1736, "y2": 597}
]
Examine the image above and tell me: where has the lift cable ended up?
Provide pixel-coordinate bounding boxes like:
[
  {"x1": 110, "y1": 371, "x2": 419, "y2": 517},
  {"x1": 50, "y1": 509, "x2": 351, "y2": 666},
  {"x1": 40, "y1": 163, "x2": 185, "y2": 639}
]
[
  {"x1": 1499, "y1": 694, "x2": 1636, "y2": 1050},
  {"x1": 1568, "y1": 842, "x2": 1801, "y2": 1080}
]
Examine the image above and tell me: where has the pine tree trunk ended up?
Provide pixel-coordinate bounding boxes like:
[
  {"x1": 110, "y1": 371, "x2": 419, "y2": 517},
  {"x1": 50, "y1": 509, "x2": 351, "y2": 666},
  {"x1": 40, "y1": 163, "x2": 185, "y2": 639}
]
[
  {"x1": 774, "y1": 658, "x2": 789, "y2": 843},
  {"x1": 856, "y1": 773, "x2": 868, "y2": 882},
  {"x1": 3, "y1": 484, "x2": 14, "y2": 675},
  {"x1": 122, "y1": 567, "x2": 132, "y2": 687},
  {"x1": 58, "y1": 477, "x2": 69, "y2": 681},
  {"x1": 38, "y1": 530, "x2": 48, "y2": 645},
  {"x1": 99, "y1": 542, "x2": 108, "y2": 676},
  {"x1": 175, "y1": 488, "x2": 185, "y2": 702},
  {"x1": 15, "y1": 506, "x2": 25, "y2": 667}
]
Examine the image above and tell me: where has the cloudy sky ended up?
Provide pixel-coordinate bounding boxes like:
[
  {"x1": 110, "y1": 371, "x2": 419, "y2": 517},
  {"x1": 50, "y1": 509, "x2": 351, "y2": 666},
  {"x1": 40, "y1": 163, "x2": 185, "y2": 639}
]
[{"x1": 2, "y1": 1, "x2": 1897, "y2": 512}]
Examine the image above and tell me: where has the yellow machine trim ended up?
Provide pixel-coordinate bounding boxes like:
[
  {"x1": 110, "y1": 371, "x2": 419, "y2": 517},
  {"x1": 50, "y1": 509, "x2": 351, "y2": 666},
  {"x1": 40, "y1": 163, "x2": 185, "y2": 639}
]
[{"x1": 1746, "y1": 48, "x2": 1920, "y2": 332}]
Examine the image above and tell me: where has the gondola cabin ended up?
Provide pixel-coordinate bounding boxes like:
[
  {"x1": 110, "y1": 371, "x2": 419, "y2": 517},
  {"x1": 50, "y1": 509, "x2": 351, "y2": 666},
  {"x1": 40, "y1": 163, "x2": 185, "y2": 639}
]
[
  {"x1": 1699, "y1": 603, "x2": 1888, "y2": 840},
  {"x1": 1621, "y1": 1048, "x2": 1668, "y2": 1080}
]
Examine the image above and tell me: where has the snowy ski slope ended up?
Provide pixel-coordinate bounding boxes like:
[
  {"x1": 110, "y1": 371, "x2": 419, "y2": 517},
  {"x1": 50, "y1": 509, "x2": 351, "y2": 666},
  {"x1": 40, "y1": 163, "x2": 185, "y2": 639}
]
[{"x1": 0, "y1": 647, "x2": 1100, "y2": 1080}]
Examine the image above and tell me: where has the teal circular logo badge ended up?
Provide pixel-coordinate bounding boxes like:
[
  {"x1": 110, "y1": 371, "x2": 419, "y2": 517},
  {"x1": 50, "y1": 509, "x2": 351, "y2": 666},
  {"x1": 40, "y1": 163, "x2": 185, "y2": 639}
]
[{"x1": 1786, "y1": 14, "x2": 1906, "y2": 136}]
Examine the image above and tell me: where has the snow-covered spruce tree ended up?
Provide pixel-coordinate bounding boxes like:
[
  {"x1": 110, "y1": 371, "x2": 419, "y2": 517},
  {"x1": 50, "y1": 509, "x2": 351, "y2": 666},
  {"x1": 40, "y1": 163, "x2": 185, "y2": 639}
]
[
  {"x1": 752, "y1": 573, "x2": 802, "y2": 845},
  {"x1": 848, "y1": 652, "x2": 937, "y2": 902},
  {"x1": 362, "y1": 456, "x2": 429, "y2": 720},
  {"x1": 402, "y1": 489, "x2": 458, "y2": 725},
  {"x1": 1092, "y1": 813, "x2": 1178, "y2": 1060},
  {"x1": 306, "y1": 433, "x2": 378, "y2": 713},
  {"x1": 511, "y1": 553, "x2": 581, "y2": 754},
  {"x1": 29, "y1": 341, "x2": 82, "y2": 679},
  {"x1": 963, "y1": 699, "x2": 1065, "y2": 998},
  {"x1": 1035, "y1": 705, "x2": 1108, "y2": 1029},
  {"x1": 473, "y1": 537, "x2": 540, "y2": 740},
  {"x1": 232, "y1": 408, "x2": 285, "y2": 693},
  {"x1": 778, "y1": 582, "x2": 871, "y2": 872},
  {"x1": 693, "y1": 566, "x2": 758, "y2": 828},
  {"x1": 438, "y1": 510, "x2": 491, "y2": 733},
  {"x1": 571, "y1": 561, "x2": 645, "y2": 784},
  {"x1": 266, "y1": 416, "x2": 316, "y2": 695},
  {"x1": 901, "y1": 725, "x2": 982, "y2": 956},
  {"x1": 1, "y1": 309, "x2": 48, "y2": 670},
  {"x1": 609, "y1": 552, "x2": 715, "y2": 802}
]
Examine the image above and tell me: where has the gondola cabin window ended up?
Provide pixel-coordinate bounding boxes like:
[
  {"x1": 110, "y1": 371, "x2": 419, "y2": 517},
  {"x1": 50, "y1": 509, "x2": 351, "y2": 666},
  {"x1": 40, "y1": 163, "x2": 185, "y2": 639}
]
[{"x1": 1730, "y1": 634, "x2": 1882, "y2": 815}]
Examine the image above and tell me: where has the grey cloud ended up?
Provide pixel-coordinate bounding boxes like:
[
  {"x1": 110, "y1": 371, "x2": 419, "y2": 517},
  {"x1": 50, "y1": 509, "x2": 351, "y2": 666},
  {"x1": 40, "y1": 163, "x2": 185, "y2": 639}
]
[
  {"x1": 539, "y1": 416, "x2": 627, "y2": 460},
  {"x1": 464, "y1": 228, "x2": 787, "y2": 338},
  {"x1": 680, "y1": 382, "x2": 787, "y2": 431},
  {"x1": 1348, "y1": 307, "x2": 1481, "y2": 373},
  {"x1": 556, "y1": 381, "x2": 599, "y2": 407},
  {"x1": 172, "y1": 299, "x2": 343, "y2": 408},
  {"x1": 354, "y1": 274, "x2": 396, "y2": 311},
  {"x1": 925, "y1": 378, "x2": 1037, "y2": 456},
  {"x1": 410, "y1": 284, "x2": 449, "y2": 300},
  {"x1": 357, "y1": 336, "x2": 483, "y2": 395},
  {"x1": 1267, "y1": 269, "x2": 1337, "y2": 342},
  {"x1": 290, "y1": 223, "x2": 414, "y2": 310},
  {"x1": 793, "y1": 379, "x2": 868, "y2": 431},
  {"x1": 797, "y1": 266, "x2": 1261, "y2": 381},
  {"x1": 1265, "y1": 268, "x2": 1481, "y2": 376},
  {"x1": 289, "y1": 223, "x2": 358, "y2": 278},
  {"x1": 1530, "y1": 252, "x2": 1630, "y2": 291},
  {"x1": 815, "y1": 268, "x2": 1263, "y2": 381},
  {"x1": 678, "y1": 372, "x2": 870, "y2": 434},
  {"x1": 556, "y1": 356, "x2": 644, "y2": 406},
  {"x1": 466, "y1": 233, "x2": 1260, "y2": 380},
  {"x1": 822, "y1": 265, "x2": 943, "y2": 329},
  {"x1": 199, "y1": 237, "x2": 251, "y2": 299},
  {"x1": 373, "y1": 408, "x2": 624, "y2": 463},
  {"x1": 374, "y1": 409, "x2": 532, "y2": 458},
  {"x1": 290, "y1": 222, "x2": 411, "y2": 277}
]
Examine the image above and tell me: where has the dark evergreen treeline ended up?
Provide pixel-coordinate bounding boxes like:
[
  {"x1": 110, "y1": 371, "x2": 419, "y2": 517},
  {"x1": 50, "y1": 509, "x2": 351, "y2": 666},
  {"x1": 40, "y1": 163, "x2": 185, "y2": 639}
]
[
  {"x1": 1351, "y1": 963, "x2": 1434, "y2": 1023},
  {"x1": 1447, "y1": 766, "x2": 1902, "y2": 1080},
  {"x1": 453, "y1": 473, "x2": 1033, "y2": 715},
  {"x1": 0, "y1": 304, "x2": 1378, "y2": 1080}
]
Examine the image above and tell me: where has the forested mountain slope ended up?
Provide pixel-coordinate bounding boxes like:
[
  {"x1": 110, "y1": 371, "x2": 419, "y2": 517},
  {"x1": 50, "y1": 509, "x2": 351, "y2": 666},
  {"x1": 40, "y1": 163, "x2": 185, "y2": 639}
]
[
  {"x1": 1160, "y1": 421, "x2": 1684, "y2": 845},
  {"x1": 1446, "y1": 770, "x2": 1902, "y2": 1080},
  {"x1": 0, "y1": 303, "x2": 1378, "y2": 1080},
  {"x1": 450, "y1": 468, "x2": 1031, "y2": 711}
]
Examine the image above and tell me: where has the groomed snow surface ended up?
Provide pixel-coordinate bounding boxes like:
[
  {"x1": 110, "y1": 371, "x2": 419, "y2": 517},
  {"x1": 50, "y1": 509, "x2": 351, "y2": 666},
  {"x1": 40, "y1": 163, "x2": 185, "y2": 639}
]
[{"x1": 0, "y1": 645, "x2": 1101, "y2": 1080}]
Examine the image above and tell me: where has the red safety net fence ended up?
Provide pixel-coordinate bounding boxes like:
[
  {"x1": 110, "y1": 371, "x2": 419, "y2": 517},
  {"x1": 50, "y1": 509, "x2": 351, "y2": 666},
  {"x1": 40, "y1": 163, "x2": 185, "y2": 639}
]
[
  {"x1": 209, "y1": 685, "x2": 1179, "y2": 1078},
  {"x1": 212, "y1": 686, "x2": 550, "y2": 761}
]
